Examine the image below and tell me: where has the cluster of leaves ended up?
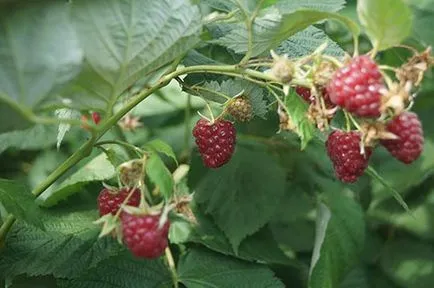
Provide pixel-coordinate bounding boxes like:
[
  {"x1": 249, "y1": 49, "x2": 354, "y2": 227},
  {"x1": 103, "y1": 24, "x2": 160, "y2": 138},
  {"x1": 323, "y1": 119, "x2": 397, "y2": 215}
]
[{"x1": 1, "y1": 0, "x2": 434, "y2": 288}]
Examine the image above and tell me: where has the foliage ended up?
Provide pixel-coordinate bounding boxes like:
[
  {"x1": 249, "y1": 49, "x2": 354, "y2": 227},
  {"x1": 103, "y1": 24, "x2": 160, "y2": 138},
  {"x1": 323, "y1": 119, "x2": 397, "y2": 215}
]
[{"x1": 1, "y1": 0, "x2": 434, "y2": 287}]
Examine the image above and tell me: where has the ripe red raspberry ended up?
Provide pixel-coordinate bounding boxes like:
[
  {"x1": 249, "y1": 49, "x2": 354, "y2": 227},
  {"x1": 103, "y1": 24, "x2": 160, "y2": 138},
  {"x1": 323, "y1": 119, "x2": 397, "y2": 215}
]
[
  {"x1": 326, "y1": 130, "x2": 372, "y2": 183},
  {"x1": 121, "y1": 213, "x2": 170, "y2": 259},
  {"x1": 227, "y1": 96, "x2": 253, "y2": 122},
  {"x1": 97, "y1": 187, "x2": 140, "y2": 216},
  {"x1": 92, "y1": 112, "x2": 101, "y2": 125},
  {"x1": 326, "y1": 55, "x2": 384, "y2": 117},
  {"x1": 295, "y1": 86, "x2": 335, "y2": 108},
  {"x1": 381, "y1": 112, "x2": 423, "y2": 164},
  {"x1": 192, "y1": 118, "x2": 236, "y2": 168}
]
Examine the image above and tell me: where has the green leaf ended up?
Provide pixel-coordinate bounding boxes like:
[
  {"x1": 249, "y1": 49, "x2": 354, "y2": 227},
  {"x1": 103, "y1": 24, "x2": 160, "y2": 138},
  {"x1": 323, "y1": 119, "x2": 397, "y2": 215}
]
[
  {"x1": 0, "y1": 1, "x2": 83, "y2": 131},
  {"x1": 284, "y1": 89, "x2": 315, "y2": 149},
  {"x1": 8, "y1": 275, "x2": 59, "y2": 288},
  {"x1": 198, "y1": 79, "x2": 268, "y2": 118},
  {"x1": 380, "y1": 238, "x2": 434, "y2": 288},
  {"x1": 369, "y1": 188, "x2": 434, "y2": 240},
  {"x1": 36, "y1": 153, "x2": 116, "y2": 207},
  {"x1": 178, "y1": 248, "x2": 285, "y2": 288},
  {"x1": 0, "y1": 124, "x2": 59, "y2": 155},
  {"x1": 145, "y1": 139, "x2": 177, "y2": 165},
  {"x1": 274, "y1": 0, "x2": 346, "y2": 14},
  {"x1": 369, "y1": 139, "x2": 434, "y2": 206},
  {"x1": 58, "y1": 252, "x2": 171, "y2": 288},
  {"x1": 277, "y1": 26, "x2": 345, "y2": 58},
  {"x1": 309, "y1": 192, "x2": 366, "y2": 288},
  {"x1": 366, "y1": 166, "x2": 410, "y2": 212},
  {"x1": 0, "y1": 179, "x2": 43, "y2": 229},
  {"x1": 132, "y1": 80, "x2": 204, "y2": 117},
  {"x1": 185, "y1": 204, "x2": 297, "y2": 266},
  {"x1": 404, "y1": 0, "x2": 434, "y2": 12},
  {"x1": 270, "y1": 220, "x2": 315, "y2": 253},
  {"x1": 27, "y1": 150, "x2": 68, "y2": 200},
  {"x1": 340, "y1": 266, "x2": 370, "y2": 288},
  {"x1": 189, "y1": 143, "x2": 286, "y2": 252},
  {"x1": 357, "y1": 0, "x2": 413, "y2": 51},
  {"x1": 213, "y1": 9, "x2": 359, "y2": 57},
  {"x1": 0, "y1": 210, "x2": 122, "y2": 278},
  {"x1": 412, "y1": 8, "x2": 434, "y2": 47},
  {"x1": 57, "y1": 0, "x2": 201, "y2": 112},
  {"x1": 0, "y1": 104, "x2": 32, "y2": 133},
  {"x1": 145, "y1": 153, "x2": 174, "y2": 200}
]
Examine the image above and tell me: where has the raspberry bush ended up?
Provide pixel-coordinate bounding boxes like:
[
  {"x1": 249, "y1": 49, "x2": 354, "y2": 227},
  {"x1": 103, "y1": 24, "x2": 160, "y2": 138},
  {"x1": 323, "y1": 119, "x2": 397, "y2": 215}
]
[{"x1": 0, "y1": 0, "x2": 434, "y2": 287}]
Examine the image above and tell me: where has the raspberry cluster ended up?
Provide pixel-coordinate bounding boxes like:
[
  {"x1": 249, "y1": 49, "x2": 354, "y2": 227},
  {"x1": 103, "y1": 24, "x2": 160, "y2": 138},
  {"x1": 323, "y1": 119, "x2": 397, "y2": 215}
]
[
  {"x1": 97, "y1": 186, "x2": 170, "y2": 259},
  {"x1": 193, "y1": 118, "x2": 236, "y2": 168},
  {"x1": 323, "y1": 55, "x2": 424, "y2": 182}
]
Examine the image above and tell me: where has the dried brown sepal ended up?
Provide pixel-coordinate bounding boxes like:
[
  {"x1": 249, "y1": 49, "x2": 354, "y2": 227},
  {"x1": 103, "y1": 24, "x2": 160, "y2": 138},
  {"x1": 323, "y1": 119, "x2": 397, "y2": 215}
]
[
  {"x1": 396, "y1": 47, "x2": 433, "y2": 88},
  {"x1": 307, "y1": 104, "x2": 337, "y2": 131},
  {"x1": 119, "y1": 159, "x2": 145, "y2": 187},
  {"x1": 277, "y1": 102, "x2": 297, "y2": 132},
  {"x1": 313, "y1": 61, "x2": 337, "y2": 87},
  {"x1": 380, "y1": 82, "x2": 412, "y2": 116},
  {"x1": 119, "y1": 114, "x2": 143, "y2": 131},
  {"x1": 360, "y1": 122, "x2": 398, "y2": 147},
  {"x1": 173, "y1": 195, "x2": 197, "y2": 225}
]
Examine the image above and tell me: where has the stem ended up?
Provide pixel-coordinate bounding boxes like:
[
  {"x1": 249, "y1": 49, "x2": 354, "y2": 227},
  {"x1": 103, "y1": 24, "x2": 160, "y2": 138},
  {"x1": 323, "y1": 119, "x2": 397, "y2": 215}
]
[
  {"x1": 344, "y1": 111, "x2": 352, "y2": 131},
  {"x1": 0, "y1": 215, "x2": 16, "y2": 246},
  {"x1": 112, "y1": 125, "x2": 137, "y2": 159},
  {"x1": 165, "y1": 247, "x2": 179, "y2": 288},
  {"x1": 347, "y1": 112, "x2": 362, "y2": 131},
  {"x1": 95, "y1": 140, "x2": 143, "y2": 157},
  {"x1": 238, "y1": 0, "x2": 265, "y2": 65},
  {"x1": 205, "y1": 102, "x2": 215, "y2": 123},
  {"x1": 32, "y1": 136, "x2": 96, "y2": 196},
  {"x1": 352, "y1": 35, "x2": 360, "y2": 57},
  {"x1": 184, "y1": 94, "x2": 192, "y2": 151},
  {"x1": 163, "y1": 64, "x2": 278, "y2": 83},
  {"x1": 370, "y1": 43, "x2": 379, "y2": 59}
]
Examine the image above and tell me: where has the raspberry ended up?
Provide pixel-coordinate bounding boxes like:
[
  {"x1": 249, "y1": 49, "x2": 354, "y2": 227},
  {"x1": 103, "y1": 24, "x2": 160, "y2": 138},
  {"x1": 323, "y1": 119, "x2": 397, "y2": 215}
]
[
  {"x1": 381, "y1": 112, "x2": 423, "y2": 164},
  {"x1": 97, "y1": 187, "x2": 140, "y2": 216},
  {"x1": 227, "y1": 96, "x2": 253, "y2": 122},
  {"x1": 295, "y1": 86, "x2": 335, "y2": 108},
  {"x1": 121, "y1": 213, "x2": 170, "y2": 259},
  {"x1": 92, "y1": 112, "x2": 101, "y2": 125},
  {"x1": 326, "y1": 130, "x2": 372, "y2": 183},
  {"x1": 192, "y1": 119, "x2": 236, "y2": 168},
  {"x1": 326, "y1": 55, "x2": 384, "y2": 117}
]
